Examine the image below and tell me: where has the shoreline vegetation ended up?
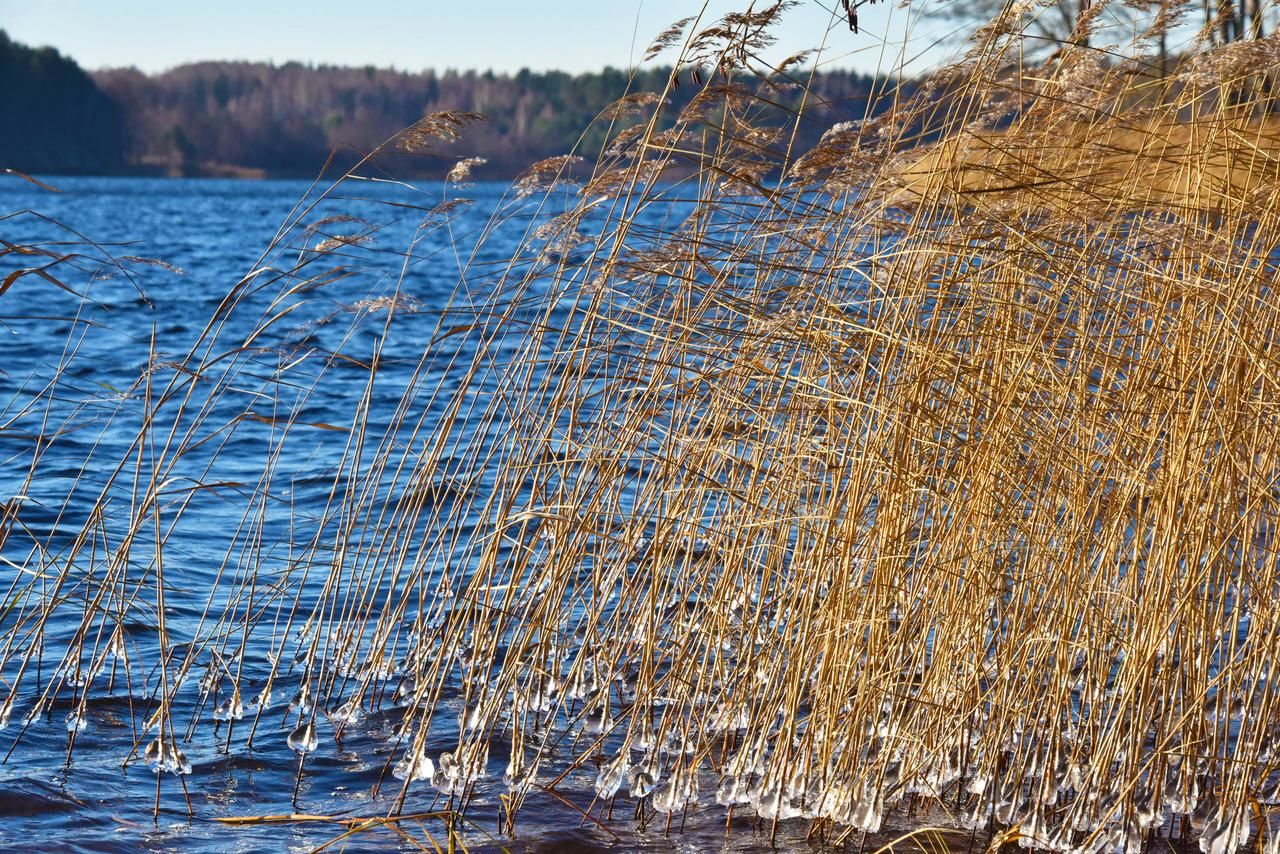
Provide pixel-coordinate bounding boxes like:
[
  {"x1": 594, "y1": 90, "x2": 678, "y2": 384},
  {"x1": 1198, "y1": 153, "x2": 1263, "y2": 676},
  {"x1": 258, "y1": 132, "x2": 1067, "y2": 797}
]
[{"x1": 5, "y1": 1, "x2": 1280, "y2": 852}]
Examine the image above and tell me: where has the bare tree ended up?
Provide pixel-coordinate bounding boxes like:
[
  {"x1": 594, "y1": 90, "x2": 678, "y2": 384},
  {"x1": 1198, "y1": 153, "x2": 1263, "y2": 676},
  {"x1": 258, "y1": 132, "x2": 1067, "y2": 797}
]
[{"x1": 929, "y1": 0, "x2": 1103, "y2": 54}]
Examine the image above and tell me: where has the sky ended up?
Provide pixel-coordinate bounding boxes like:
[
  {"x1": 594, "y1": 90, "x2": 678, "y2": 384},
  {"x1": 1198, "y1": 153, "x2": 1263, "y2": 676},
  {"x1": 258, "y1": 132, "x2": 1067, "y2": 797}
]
[{"x1": 0, "y1": 0, "x2": 952, "y2": 77}]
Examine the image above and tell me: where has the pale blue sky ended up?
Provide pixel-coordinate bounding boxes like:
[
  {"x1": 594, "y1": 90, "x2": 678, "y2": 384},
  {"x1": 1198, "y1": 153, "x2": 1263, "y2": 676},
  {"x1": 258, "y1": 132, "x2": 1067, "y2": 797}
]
[{"x1": 0, "y1": 1, "x2": 949, "y2": 76}]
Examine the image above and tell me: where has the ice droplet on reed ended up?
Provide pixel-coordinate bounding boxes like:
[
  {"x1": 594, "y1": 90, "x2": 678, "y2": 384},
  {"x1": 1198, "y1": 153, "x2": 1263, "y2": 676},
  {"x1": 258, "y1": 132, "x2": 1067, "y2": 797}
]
[
  {"x1": 60, "y1": 660, "x2": 89, "y2": 688},
  {"x1": 504, "y1": 746, "x2": 535, "y2": 791},
  {"x1": 140, "y1": 706, "x2": 163, "y2": 735},
  {"x1": 1264, "y1": 821, "x2": 1280, "y2": 854},
  {"x1": 752, "y1": 778, "x2": 792, "y2": 821},
  {"x1": 435, "y1": 751, "x2": 464, "y2": 795},
  {"x1": 1017, "y1": 809, "x2": 1052, "y2": 849},
  {"x1": 1200, "y1": 806, "x2": 1251, "y2": 854},
  {"x1": 652, "y1": 777, "x2": 680, "y2": 813},
  {"x1": 329, "y1": 698, "x2": 361, "y2": 726},
  {"x1": 393, "y1": 746, "x2": 435, "y2": 783},
  {"x1": 287, "y1": 721, "x2": 319, "y2": 753},
  {"x1": 627, "y1": 754, "x2": 659, "y2": 798},
  {"x1": 198, "y1": 667, "x2": 219, "y2": 695},
  {"x1": 1193, "y1": 789, "x2": 1219, "y2": 830},
  {"x1": 630, "y1": 714, "x2": 655, "y2": 752},
  {"x1": 716, "y1": 774, "x2": 744, "y2": 806},
  {"x1": 816, "y1": 781, "x2": 853, "y2": 820},
  {"x1": 107, "y1": 628, "x2": 127, "y2": 660},
  {"x1": 652, "y1": 765, "x2": 697, "y2": 814},
  {"x1": 595, "y1": 751, "x2": 627, "y2": 799},
  {"x1": 213, "y1": 690, "x2": 244, "y2": 721},
  {"x1": 524, "y1": 673, "x2": 558, "y2": 713},
  {"x1": 582, "y1": 693, "x2": 612, "y2": 735},
  {"x1": 144, "y1": 736, "x2": 192, "y2": 775},
  {"x1": 850, "y1": 786, "x2": 884, "y2": 832},
  {"x1": 394, "y1": 675, "x2": 416, "y2": 705},
  {"x1": 289, "y1": 685, "x2": 312, "y2": 715}
]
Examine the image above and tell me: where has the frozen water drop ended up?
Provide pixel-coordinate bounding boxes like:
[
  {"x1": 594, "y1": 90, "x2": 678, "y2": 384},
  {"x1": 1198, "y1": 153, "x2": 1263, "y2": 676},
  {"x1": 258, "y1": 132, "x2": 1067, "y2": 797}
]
[{"x1": 287, "y1": 721, "x2": 319, "y2": 754}]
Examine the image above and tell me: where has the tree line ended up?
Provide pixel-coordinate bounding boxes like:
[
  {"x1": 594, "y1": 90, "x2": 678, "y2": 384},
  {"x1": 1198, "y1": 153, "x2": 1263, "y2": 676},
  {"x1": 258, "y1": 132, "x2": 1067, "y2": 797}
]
[
  {"x1": 92, "y1": 62, "x2": 893, "y2": 179},
  {"x1": 0, "y1": 28, "x2": 893, "y2": 179}
]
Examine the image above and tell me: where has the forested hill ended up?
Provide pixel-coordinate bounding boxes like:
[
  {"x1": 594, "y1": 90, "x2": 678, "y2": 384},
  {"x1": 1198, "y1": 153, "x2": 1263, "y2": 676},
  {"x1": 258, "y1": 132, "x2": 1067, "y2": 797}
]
[
  {"x1": 0, "y1": 29, "x2": 896, "y2": 178},
  {"x1": 0, "y1": 31, "x2": 127, "y2": 174}
]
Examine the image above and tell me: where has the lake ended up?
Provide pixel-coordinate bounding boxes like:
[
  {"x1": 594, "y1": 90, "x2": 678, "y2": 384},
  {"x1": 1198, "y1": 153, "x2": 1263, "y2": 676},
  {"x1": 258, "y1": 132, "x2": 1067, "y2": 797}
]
[{"x1": 0, "y1": 175, "x2": 858, "y2": 853}]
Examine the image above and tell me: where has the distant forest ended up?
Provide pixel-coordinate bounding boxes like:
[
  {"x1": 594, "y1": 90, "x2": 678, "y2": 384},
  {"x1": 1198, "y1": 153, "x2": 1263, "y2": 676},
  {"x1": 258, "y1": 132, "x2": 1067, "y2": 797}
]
[
  {"x1": 0, "y1": 29, "x2": 897, "y2": 179},
  {"x1": 0, "y1": 31, "x2": 127, "y2": 173}
]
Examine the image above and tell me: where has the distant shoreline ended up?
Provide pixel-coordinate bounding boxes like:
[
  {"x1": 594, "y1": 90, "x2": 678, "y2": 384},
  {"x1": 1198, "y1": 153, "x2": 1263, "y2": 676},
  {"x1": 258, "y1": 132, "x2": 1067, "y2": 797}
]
[
  {"x1": 24, "y1": 162, "x2": 454, "y2": 181},
  {"x1": 11, "y1": 171, "x2": 524, "y2": 185},
  {"x1": 1, "y1": 29, "x2": 897, "y2": 183}
]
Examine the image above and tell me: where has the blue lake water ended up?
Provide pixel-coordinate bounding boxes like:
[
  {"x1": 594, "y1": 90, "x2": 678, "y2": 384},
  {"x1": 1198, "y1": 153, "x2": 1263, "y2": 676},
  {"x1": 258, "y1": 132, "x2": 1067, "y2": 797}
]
[{"x1": 0, "y1": 175, "x2": 859, "y2": 853}]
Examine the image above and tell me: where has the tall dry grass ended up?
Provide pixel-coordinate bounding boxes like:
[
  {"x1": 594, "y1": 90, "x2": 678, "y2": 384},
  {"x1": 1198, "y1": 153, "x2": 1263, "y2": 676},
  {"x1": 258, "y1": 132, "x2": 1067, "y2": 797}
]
[{"x1": 5, "y1": 2, "x2": 1280, "y2": 851}]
